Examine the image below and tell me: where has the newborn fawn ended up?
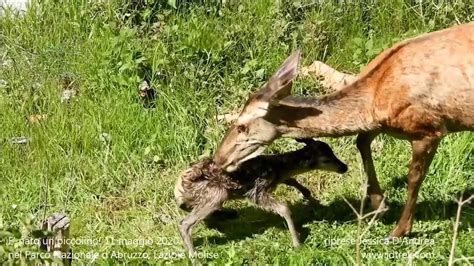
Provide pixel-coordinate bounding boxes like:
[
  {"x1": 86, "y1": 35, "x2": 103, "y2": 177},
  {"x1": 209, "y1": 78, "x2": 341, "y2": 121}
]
[{"x1": 175, "y1": 139, "x2": 347, "y2": 256}]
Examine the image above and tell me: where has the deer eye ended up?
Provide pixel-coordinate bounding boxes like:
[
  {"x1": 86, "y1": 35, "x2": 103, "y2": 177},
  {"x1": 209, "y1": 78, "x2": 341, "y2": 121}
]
[{"x1": 237, "y1": 124, "x2": 248, "y2": 133}]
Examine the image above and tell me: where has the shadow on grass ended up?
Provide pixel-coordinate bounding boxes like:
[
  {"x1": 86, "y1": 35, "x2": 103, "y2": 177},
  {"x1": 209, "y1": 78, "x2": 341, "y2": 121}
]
[{"x1": 197, "y1": 188, "x2": 473, "y2": 246}]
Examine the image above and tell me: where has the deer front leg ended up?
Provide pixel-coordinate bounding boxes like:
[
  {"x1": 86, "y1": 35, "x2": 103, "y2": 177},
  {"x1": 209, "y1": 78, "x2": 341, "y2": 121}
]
[
  {"x1": 356, "y1": 132, "x2": 385, "y2": 211},
  {"x1": 284, "y1": 178, "x2": 312, "y2": 199},
  {"x1": 179, "y1": 202, "x2": 222, "y2": 257},
  {"x1": 389, "y1": 137, "x2": 440, "y2": 238},
  {"x1": 253, "y1": 193, "x2": 301, "y2": 248}
]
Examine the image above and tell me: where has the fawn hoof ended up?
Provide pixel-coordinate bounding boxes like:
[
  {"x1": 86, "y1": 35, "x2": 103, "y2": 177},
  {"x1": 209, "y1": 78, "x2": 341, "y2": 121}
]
[
  {"x1": 292, "y1": 234, "x2": 303, "y2": 249},
  {"x1": 293, "y1": 241, "x2": 303, "y2": 249},
  {"x1": 187, "y1": 250, "x2": 196, "y2": 259}
]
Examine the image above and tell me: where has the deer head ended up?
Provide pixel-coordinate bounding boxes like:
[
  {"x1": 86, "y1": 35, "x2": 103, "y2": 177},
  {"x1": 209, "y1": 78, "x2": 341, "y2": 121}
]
[{"x1": 214, "y1": 50, "x2": 301, "y2": 172}]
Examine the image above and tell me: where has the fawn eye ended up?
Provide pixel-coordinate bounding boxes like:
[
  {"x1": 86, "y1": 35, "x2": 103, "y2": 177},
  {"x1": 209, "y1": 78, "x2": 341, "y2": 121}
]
[
  {"x1": 237, "y1": 125, "x2": 248, "y2": 133},
  {"x1": 321, "y1": 158, "x2": 331, "y2": 164}
]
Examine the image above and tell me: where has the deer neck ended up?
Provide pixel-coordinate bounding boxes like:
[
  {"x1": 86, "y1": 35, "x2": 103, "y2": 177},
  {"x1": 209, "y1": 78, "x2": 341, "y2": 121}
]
[{"x1": 266, "y1": 83, "x2": 379, "y2": 138}]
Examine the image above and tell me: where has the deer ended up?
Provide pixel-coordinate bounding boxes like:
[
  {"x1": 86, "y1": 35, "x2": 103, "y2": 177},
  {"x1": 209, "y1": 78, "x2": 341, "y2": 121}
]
[
  {"x1": 175, "y1": 138, "x2": 348, "y2": 256},
  {"x1": 213, "y1": 22, "x2": 474, "y2": 239}
]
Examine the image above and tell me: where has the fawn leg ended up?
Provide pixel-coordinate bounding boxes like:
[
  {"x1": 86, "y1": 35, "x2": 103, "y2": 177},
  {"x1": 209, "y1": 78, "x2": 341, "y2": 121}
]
[
  {"x1": 356, "y1": 132, "x2": 385, "y2": 210},
  {"x1": 253, "y1": 193, "x2": 301, "y2": 248},
  {"x1": 284, "y1": 178, "x2": 312, "y2": 199},
  {"x1": 179, "y1": 202, "x2": 222, "y2": 256},
  {"x1": 389, "y1": 137, "x2": 440, "y2": 238}
]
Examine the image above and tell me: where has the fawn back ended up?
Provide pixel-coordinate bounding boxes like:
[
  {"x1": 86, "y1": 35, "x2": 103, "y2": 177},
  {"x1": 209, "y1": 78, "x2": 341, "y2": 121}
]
[{"x1": 236, "y1": 138, "x2": 347, "y2": 182}]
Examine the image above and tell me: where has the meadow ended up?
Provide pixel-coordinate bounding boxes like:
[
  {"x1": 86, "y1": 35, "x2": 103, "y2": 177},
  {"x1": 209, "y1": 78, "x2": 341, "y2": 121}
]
[{"x1": 0, "y1": 0, "x2": 473, "y2": 264}]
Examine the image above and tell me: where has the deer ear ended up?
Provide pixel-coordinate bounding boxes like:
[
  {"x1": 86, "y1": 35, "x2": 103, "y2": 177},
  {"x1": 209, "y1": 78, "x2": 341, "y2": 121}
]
[
  {"x1": 274, "y1": 50, "x2": 300, "y2": 88},
  {"x1": 236, "y1": 50, "x2": 301, "y2": 124},
  {"x1": 267, "y1": 49, "x2": 301, "y2": 102}
]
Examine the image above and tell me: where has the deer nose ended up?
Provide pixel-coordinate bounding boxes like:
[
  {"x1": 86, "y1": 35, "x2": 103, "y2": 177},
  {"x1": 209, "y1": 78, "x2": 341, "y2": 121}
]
[{"x1": 338, "y1": 164, "x2": 348, "y2": 173}]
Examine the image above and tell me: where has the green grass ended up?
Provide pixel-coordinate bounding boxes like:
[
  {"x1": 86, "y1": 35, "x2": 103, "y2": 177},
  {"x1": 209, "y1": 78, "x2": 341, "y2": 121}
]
[{"x1": 0, "y1": 0, "x2": 473, "y2": 264}]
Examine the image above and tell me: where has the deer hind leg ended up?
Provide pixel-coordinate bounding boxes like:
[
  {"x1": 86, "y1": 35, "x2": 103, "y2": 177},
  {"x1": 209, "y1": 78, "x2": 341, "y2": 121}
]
[
  {"x1": 356, "y1": 132, "x2": 385, "y2": 210},
  {"x1": 179, "y1": 197, "x2": 224, "y2": 256},
  {"x1": 300, "y1": 61, "x2": 357, "y2": 91},
  {"x1": 389, "y1": 136, "x2": 440, "y2": 238},
  {"x1": 284, "y1": 178, "x2": 312, "y2": 199},
  {"x1": 252, "y1": 193, "x2": 301, "y2": 248}
]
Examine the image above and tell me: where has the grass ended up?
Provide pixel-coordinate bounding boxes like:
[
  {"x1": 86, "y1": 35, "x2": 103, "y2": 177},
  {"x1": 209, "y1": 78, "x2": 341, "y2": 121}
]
[{"x1": 0, "y1": 0, "x2": 473, "y2": 264}]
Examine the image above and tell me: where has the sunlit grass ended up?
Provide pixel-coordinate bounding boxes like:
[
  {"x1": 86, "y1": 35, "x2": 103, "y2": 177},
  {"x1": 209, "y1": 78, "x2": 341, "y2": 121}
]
[{"x1": 0, "y1": 0, "x2": 472, "y2": 264}]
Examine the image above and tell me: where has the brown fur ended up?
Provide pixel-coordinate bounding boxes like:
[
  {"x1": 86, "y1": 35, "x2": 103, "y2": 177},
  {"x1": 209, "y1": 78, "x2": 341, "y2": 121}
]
[
  {"x1": 175, "y1": 139, "x2": 347, "y2": 256},
  {"x1": 213, "y1": 22, "x2": 474, "y2": 238}
]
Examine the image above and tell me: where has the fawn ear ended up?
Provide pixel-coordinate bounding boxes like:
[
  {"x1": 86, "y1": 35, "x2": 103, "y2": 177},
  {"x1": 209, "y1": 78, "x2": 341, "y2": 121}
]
[
  {"x1": 237, "y1": 50, "x2": 301, "y2": 124},
  {"x1": 295, "y1": 138, "x2": 318, "y2": 146}
]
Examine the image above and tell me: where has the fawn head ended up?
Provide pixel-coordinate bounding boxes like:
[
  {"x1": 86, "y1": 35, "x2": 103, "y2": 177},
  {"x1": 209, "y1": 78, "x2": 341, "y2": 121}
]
[
  {"x1": 295, "y1": 138, "x2": 348, "y2": 174},
  {"x1": 214, "y1": 50, "x2": 301, "y2": 172}
]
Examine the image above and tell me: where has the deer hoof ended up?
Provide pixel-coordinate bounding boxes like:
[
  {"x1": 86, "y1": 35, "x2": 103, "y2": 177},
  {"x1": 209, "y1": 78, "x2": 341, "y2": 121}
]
[{"x1": 388, "y1": 225, "x2": 411, "y2": 239}]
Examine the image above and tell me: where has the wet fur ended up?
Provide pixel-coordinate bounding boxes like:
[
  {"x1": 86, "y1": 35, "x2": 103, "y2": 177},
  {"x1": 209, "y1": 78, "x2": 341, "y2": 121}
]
[{"x1": 175, "y1": 139, "x2": 347, "y2": 256}]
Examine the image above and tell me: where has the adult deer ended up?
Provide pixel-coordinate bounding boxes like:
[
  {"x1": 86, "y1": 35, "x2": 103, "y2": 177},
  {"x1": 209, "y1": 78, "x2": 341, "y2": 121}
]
[{"x1": 213, "y1": 22, "x2": 474, "y2": 238}]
